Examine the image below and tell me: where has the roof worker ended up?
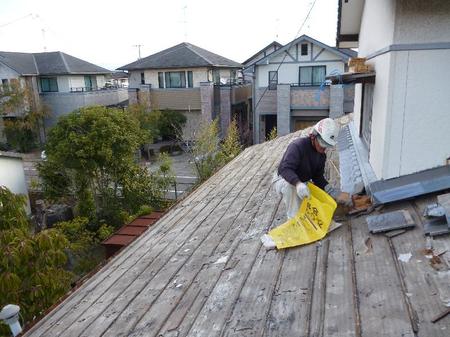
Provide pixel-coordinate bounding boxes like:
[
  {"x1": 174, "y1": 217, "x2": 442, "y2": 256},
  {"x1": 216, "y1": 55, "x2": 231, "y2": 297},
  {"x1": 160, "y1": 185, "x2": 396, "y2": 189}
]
[{"x1": 272, "y1": 118, "x2": 351, "y2": 219}]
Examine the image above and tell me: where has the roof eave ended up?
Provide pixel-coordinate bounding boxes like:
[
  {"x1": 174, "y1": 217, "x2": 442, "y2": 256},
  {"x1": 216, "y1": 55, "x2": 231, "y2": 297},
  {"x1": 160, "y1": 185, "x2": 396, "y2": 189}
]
[{"x1": 336, "y1": 0, "x2": 363, "y2": 48}]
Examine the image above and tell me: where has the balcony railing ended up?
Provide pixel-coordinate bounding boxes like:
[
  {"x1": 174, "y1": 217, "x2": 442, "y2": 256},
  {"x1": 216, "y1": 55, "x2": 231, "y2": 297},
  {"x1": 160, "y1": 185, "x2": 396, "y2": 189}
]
[{"x1": 69, "y1": 84, "x2": 127, "y2": 93}]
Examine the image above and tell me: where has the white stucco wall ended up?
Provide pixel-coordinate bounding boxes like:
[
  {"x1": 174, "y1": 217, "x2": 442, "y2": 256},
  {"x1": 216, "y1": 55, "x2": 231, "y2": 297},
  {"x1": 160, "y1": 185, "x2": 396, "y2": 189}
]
[
  {"x1": 256, "y1": 62, "x2": 345, "y2": 87},
  {"x1": 96, "y1": 75, "x2": 106, "y2": 88},
  {"x1": 358, "y1": 0, "x2": 396, "y2": 56},
  {"x1": 128, "y1": 71, "x2": 141, "y2": 88},
  {"x1": 366, "y1": 53, "x2": 392, "y2": 179},
  {"x1": 379, "y1": 49, "x2": 450, "y2": 178},
  {"x1": 394, "y1": 0, "x2": 450, "y2": 44},
  {"x1": 130, "y1": 68, "x2": 208, "y2": 88},
  {"x1": 354, "y1": 0, "x2": 450, "y2": 180},
  {"x1": 0, "y1": 155, "x2": 30, "y2": 214},
  {"x1": 340, "y1": 0, "x2": 365, "y2": 35}
]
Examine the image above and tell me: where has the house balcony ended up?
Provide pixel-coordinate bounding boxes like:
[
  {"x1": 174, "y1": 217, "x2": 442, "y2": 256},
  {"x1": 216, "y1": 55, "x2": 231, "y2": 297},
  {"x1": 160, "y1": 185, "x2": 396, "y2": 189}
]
[
  {"x1": 149, "y1": 88, "x2": 202, "y2": 111},
  {"x1": 40, "y1": 87, "x2": 129, "y2": 124}
]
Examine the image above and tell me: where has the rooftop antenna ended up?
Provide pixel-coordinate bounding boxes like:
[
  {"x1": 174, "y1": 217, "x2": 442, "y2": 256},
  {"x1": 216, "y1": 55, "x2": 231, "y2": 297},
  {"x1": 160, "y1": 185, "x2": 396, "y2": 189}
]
[
  {"x1": 133, "y1": 44, "x2": 143, "y2": 59},
  {"x1": 182, "y1": 5, "x2": 188, "y2": 40},
  {"x1": 275, "y1": 18, "x2": 280, "y2": 40},
  {"x1": 41, "y1": 28, "x2": 47, "y2": 51}
]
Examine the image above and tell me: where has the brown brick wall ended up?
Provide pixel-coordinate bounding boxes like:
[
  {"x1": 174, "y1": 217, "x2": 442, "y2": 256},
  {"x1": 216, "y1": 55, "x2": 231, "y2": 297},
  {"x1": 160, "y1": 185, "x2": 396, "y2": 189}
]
[
  {"x1": 150, "y1": 89, "x2": 201, "y2": 110},
  {"x1": 290, "y1": 87, "x2": 330, "y2": 107},
  {"x1": 255, "y1": 88, "x2": 277, "y2": 113},
  {"x1": 232, "y1": 84, "x2": 252, "y2": 104}
]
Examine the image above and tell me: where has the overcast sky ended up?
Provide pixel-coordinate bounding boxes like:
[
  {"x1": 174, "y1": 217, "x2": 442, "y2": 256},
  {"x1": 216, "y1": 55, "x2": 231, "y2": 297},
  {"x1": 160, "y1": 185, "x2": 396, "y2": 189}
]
[{"x1": 0, "y1": 0, "x2": 339, "y2": 70}]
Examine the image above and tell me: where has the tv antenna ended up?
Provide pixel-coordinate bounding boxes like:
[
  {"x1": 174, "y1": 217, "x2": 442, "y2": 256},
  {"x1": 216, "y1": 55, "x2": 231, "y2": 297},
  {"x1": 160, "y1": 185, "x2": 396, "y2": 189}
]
[
  {"x1": 133, "y1": 44, "x2": 143, "y2": 59},
  {"x1": 182, "y1": 5, "x2": 188, "y2": 40}
]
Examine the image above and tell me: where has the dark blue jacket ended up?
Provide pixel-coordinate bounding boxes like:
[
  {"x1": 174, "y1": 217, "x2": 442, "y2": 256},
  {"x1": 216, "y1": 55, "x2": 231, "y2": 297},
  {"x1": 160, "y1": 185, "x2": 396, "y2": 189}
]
[{"x1": 277, "y1": 136, "x2": 328, "y2": 189}]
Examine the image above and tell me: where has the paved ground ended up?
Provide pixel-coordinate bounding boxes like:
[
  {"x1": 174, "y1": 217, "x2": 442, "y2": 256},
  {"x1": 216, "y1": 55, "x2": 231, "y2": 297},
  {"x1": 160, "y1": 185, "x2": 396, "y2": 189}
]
[{"x1": 145, "y1": 151, "x2": 198, "y2": 200}]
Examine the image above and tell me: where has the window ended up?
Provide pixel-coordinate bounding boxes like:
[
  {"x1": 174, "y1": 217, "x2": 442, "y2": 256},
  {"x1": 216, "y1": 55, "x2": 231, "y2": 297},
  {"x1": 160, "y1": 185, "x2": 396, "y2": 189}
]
[
  {"x1": 301, "y1": 43, "x2": 308, "y2": 56},
  {"x1": 299, "y1": 66, "x2": 326, "y2": 86},
  {"x1": 84, "y1": 75, "x2": 97, "y2": 91},
  {"x1": 164, "y1": 71, "x2": 186, "y2": 88},
  {"x1": 268, "y1": 71, "x2": 278, "y2": 90},
  {"x1": 158, "y1": 72, "x2": 164, "y2": 88},
  {"x1": 1, "y1": 79, "x2": 8, "y2": 85},
  {"x1": 187, "y1": 71, "x2": 193, "y2": 88},
  {"x1": 40, "y1": 77, "x2": 58, "y2": 92},
  {"x1": 212, "y1": 69, "x2": 220, "y2": 84},
  {"x1": 140, "y1": 72, "x2": 145, "y2": 85},
  {"x1": 360, "y1": 83, "x2": 374, "y2": 149}
]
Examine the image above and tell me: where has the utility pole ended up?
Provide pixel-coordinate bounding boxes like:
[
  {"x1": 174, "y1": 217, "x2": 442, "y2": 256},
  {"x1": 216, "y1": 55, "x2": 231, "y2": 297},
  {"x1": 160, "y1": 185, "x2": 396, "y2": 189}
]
[{"x1": 133, "y1": 44, "x2": 143, "y2": 59}]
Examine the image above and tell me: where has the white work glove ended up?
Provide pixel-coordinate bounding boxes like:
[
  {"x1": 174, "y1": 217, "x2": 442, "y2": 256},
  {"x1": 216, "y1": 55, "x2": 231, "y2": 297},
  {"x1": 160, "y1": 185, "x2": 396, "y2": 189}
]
[{"x1": 296, "y1": 182, "x2": 310, "y2": 199}]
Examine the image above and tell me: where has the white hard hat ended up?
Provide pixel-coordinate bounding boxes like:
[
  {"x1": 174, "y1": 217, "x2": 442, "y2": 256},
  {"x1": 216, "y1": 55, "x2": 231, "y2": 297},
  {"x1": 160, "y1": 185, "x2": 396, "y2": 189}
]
[{"x1": 313, "y1": 118, "x2": 339, "y2": 147}]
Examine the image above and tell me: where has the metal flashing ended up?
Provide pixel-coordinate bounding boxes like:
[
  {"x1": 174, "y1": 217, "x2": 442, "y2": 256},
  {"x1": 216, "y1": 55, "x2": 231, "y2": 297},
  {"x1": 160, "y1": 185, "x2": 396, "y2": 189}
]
[
  {"x1": 366, "y1": 210, "x2": 415, "y2": 233},
  {"x1": 366, "y1": 42, "x2": 450, "y2": 60},
  {"x1": 437, "y1": 193, "x2": 450, "y2": 225},
  {"x1": 370, "y1": 165, "x2": 450, "y2": 205},
  {"x1": 424, "y1": 217, "x2": 450, "y2": 237}
]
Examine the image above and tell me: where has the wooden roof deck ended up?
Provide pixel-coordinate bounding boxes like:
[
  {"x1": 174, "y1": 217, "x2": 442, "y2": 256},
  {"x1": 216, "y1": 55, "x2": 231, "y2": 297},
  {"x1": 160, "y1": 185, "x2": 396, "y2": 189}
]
[{"x1": 24, "y1": 132, "x2": 450, "y2": 337}]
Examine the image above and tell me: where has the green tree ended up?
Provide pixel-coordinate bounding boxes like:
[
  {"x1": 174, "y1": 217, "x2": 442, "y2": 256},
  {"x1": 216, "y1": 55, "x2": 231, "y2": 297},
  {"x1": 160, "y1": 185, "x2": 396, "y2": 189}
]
[
  {"x1": 0, "y1": 186, "x2": 72, "y2": 333},
  {"x1": 37, "y1": 106, "x2": 167, "y2": 227},
  {"x1": 127, "y1": 103, "x2": 161, "y2": 144},
  {"x1": 267, "y1": 126, "x2": 277, "y2": 141},
  {"x1": 219, "y1": 118, "x2": 242, "y2": 163},
  {"x1": 55, "y1": 217, "x2": 112, "y2": 278},
  {"x1": 158, "y1": 109, "x2": 187, "y2": 140},
  {"x1": 189, "y1": 118, "x2": 222, "y2": 182},
  {"x1": 1, "y1": 80, "x2": 50, "y2": 151}
]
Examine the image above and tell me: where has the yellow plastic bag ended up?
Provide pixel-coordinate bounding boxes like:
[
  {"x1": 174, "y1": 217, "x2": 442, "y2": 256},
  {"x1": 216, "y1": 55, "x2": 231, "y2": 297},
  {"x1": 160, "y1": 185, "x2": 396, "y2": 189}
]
[{"x1": 268, "y1": 182, "x2": 337, "y2": 249}]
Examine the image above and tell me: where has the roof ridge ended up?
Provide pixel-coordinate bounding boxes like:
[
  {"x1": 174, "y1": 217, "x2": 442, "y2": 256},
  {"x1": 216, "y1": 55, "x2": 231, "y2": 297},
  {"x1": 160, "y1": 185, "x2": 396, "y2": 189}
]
[
  {"x1": 184, "y1": 43, "x2": 213, "y2": 65},
  {"x1": 31, "y1": 53, "x2": 39, "y2": 75},
  {"x1": 59, "y1": 51, "x2": 71, "y2": 73}
]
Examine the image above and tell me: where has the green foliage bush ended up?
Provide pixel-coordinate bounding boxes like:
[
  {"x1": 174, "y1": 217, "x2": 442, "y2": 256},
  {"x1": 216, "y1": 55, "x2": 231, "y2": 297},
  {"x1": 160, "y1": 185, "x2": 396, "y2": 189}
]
[
  {"x1": 37, "y1": 106, "x2": 168, "y2": 228},
  {"x1": 158, "y1": 109, "x2": 187, "y2": 140},
  {"x1": 219, "y1": 118, "x2": 242, "y2": 163},
  {"x1": 0, "y1": 186, "x2": 72, "y2": 332},
  {"x1": 3, "y1": 119, "x2": 36, "y2": 152},
  {"x1": 55, "y1": 217, "x2": 113, "y2": 277}
]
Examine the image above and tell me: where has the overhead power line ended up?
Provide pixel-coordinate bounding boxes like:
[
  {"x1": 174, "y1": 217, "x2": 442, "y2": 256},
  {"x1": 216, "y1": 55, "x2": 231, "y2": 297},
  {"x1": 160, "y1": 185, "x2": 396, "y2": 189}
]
[{"x1": 253, "y1": 0, "x2": 319, "y2": 113}]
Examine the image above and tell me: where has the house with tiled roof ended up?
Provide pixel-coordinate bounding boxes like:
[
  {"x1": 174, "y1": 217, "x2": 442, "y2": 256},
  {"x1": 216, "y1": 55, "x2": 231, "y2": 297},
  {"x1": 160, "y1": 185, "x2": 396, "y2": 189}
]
[
  {"x1": 0, "y1": 51, "x2": 128, "y2": 140},
  {"x1": 118, "y1": 42, "x2": 252, "y2": 143},
  {"x1": 247, "y1": 35, "x2": 356, "y2": 143}
]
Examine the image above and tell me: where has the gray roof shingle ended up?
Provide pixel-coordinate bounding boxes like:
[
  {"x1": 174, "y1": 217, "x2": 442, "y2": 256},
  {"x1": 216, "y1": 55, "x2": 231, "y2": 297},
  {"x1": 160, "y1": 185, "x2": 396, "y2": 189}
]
[
  {"x1": 0, "y1": 51, "x2": 111, "y2": 75},
  {"x1": 118, "y1": 42, "x2": 242, "y2": 71}
]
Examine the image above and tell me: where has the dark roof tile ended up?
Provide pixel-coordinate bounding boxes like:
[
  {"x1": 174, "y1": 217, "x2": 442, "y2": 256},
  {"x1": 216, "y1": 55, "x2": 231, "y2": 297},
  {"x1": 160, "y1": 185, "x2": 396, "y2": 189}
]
[{"x1": 118, "y1": 42, "x2": 242, "y2": 70}]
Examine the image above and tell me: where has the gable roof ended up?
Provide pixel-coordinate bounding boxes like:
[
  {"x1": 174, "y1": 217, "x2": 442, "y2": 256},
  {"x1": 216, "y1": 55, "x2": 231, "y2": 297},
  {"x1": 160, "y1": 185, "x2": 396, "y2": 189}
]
[
  {"x1": 255, "y1": 34, "x2": 356, "y2": 65},
  {"x1": 0, "y1": 51, "x2": 111, "y2": 76},
  {"x1": 117, "y1": 42, "x2": 242, "y2": 71},
  {"x1": 242, "y1": 41, "x2": 283, "y2": 67}
]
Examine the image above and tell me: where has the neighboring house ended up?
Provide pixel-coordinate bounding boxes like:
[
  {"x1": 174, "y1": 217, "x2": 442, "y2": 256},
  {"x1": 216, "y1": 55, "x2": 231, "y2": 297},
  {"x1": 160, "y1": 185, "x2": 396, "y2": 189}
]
[
  {"x1": 332, "y1": 0, "x2": 450, "y2": 202},
  {"x1": 0, "y1": 51, "x2": 128, "y2": 131},
  {"x1": 118, "y1": 42, "x2": 252, "y2": 143},
  {"x1": 242, "y1": 41, "x2": 282, "y2": 83},
  {"x1": 249, "y1": 35, "x2": 356, "y2": 143},
  {"x1": 0, "y1": 151, "x2": 30, "y2": 214},
  {"x1": 108, "y1": 71, "x2": 129, "y2": 88}
]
